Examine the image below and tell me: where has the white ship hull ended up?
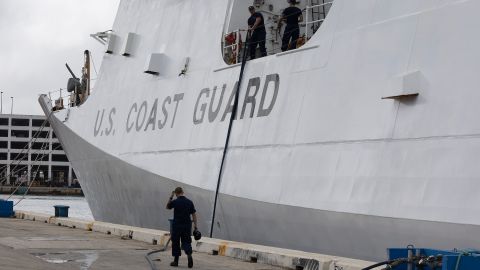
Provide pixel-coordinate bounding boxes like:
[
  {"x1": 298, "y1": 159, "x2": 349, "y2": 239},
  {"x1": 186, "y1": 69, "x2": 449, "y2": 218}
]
[
  {"x1": 38, "y1": 110, "x2": 480, "y2": 261},
  {"x1": 41, "y1": 0, "x2": 480, "y2": 261}
]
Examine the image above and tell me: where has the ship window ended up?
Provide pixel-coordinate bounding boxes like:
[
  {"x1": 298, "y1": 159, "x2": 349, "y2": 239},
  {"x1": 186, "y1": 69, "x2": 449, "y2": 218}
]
[{"x1": 222, "y1": 0, "x2": 333, "y2": 64}]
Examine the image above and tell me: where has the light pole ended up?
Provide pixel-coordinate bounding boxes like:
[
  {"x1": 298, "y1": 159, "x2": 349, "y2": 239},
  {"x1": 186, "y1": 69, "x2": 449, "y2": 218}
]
[
  {"x1": 10, "y1": 97, "x2": 13, "y2": 115},
  {"x1": 0, "y1": 91, "x2": 3, "y2": 114}
]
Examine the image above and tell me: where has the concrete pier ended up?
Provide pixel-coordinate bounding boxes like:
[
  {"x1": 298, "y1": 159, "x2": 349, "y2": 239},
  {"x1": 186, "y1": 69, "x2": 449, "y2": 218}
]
[
  {"x1": 0, "y1": 218, "x2": 284, "y2": 270},
  {"x1": 0, "y1": 211, "x2": 376, "y2": 270}
]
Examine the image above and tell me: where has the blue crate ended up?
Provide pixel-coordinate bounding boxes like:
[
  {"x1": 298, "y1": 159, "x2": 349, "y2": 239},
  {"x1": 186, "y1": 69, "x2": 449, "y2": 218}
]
[
  {"x1": 0, "y1": 200, "x2": 13, "y2": 217},
  {"x1": 388, "y1": 247, "x2": 480, "y2": 270}
]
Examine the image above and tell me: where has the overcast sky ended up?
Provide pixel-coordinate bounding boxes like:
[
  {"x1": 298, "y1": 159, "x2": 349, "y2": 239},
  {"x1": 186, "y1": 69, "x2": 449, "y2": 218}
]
[{"x1": 0, "y1": 0, "x2": 120, "y2": 115}]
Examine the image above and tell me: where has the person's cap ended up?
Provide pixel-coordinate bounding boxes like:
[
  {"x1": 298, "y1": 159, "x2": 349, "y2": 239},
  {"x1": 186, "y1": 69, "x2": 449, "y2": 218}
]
[{"x1": 248, "y1": 6, "x2": 255, "y2": 11}]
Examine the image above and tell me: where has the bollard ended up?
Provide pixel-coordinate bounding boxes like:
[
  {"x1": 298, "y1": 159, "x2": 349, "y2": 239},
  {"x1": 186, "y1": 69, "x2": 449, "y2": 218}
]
[{"x1": 53, "y1": 205, "x2": 69, "y2": 217}]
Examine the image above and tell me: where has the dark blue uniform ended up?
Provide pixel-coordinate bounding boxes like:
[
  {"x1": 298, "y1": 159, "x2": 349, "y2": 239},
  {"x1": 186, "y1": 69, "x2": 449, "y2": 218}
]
[
  {"x1": 281, "y1": 6, "x2": 302, "y2": 51},
  {"x1": 248, "y1": 12, "x2": 267, "y2": 59},
  {"x1": 167, "y1": 196, "x2": 196, "y2": 257}
]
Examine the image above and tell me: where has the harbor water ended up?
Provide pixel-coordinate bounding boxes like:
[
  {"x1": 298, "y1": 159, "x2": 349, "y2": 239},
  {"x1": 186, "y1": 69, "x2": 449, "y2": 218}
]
[{"x1": 4, "y1": 195, "x2": 93, "y2": 220}]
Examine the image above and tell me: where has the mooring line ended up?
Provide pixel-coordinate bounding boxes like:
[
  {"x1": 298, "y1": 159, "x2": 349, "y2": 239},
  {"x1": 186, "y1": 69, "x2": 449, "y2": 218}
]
[{"x1": 209, "y1": 32, "x2": 251, "y2": 238}]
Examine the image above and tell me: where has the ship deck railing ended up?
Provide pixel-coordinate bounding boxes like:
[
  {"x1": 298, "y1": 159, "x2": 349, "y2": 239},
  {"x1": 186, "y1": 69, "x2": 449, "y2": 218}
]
[{"x1": 305, "y1": 1, "x2": 333, "y2": 40}]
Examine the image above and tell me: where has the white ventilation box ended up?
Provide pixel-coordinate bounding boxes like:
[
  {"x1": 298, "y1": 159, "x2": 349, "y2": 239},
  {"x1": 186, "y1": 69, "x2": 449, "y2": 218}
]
[
  {"x1": 105, "y1": 33, "x2": 118, "y2": 54},
  {"x1": 144, "y1": 53, "x2": 168, "y2": 75},
  {"x1": 122, "y1": 32, "x2": 136, "y2": 56},
  {"x1": 383, "y1": 70, "x2": 422, "y2": 100}
]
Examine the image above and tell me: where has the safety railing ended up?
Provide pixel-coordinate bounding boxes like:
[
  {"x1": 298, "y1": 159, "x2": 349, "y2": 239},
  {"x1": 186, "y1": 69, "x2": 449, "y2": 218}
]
[
  {"x1": 305, "y1": 1, "x2": 333, "y2": 40},
  {"x1": 47, "y1": 89, "x2": 74, "y2": 111},
  {"x1": 223, "y1": 29, "x2": 247, "y2": 65}
]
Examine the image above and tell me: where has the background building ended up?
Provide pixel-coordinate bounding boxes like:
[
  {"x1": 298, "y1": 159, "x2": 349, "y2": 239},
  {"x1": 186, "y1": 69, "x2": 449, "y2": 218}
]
[{"x1": 0, "y1": 114, "x2": 76, "y2": 187}]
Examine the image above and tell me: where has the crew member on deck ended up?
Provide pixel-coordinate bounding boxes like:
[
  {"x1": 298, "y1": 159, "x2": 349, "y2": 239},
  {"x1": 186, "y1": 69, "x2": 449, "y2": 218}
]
[
  {"x1": 166, "y1": 187, "x2": 198, "y2": 268},
  {"x1": 247, "y1": 6, "x2": 267, "y2": 59},
  {"x1": 278, "y1": 0, "x2": 303, "y2": 51}
]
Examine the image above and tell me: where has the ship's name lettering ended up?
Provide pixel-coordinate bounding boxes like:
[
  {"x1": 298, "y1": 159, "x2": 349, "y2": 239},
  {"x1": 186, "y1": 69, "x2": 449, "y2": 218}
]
[
  {"x1": 126, "y1": 93, "x2": 184, "y2": 133},
  {"x1": 193, "y1": 73, "x2": 279, "y2": 124},
  {"x1": 93, "y1": 73, "x2": 279, "y2": 137},
  {"x1": 94, "y1": 107, "x2": 116, "y2": 137}
]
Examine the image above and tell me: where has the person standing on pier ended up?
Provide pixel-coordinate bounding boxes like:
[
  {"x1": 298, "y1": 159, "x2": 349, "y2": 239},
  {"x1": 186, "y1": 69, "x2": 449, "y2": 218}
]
[{"x1": 166, "y1": 187, "x2": 198, "y2": 268}]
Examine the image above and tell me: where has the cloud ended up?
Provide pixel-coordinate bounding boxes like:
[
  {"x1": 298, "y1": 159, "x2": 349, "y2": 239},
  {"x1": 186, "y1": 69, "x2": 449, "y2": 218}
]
[{"x1": 0, "y1": 0, "x2": 120, "y2": 115}]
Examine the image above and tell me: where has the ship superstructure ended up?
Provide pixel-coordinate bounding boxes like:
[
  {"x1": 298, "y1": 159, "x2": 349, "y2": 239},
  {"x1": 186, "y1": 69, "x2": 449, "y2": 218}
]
[{"x1": 40, "y1": 0, "x2": 480, "y2": 261}]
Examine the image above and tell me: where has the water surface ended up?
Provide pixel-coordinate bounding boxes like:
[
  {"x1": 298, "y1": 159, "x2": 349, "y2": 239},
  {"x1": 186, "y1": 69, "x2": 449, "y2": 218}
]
[{"x1": 4, "y1": 195, "x2": 93, "y2": 220}]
